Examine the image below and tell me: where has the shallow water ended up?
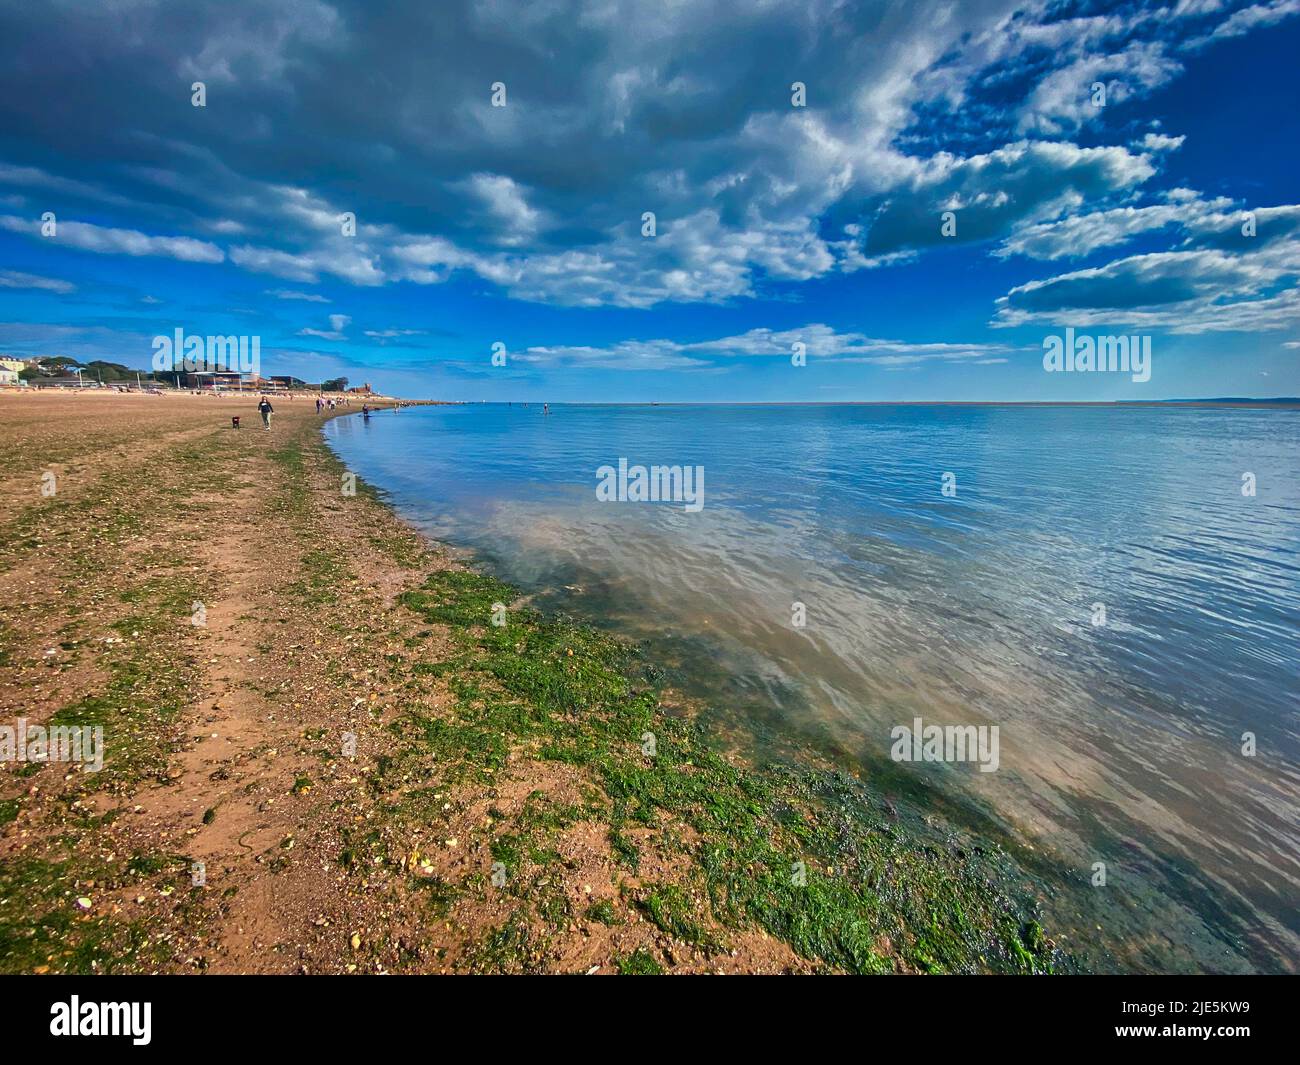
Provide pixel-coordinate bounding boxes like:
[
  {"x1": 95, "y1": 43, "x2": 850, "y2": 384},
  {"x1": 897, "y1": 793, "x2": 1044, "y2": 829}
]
[{"x1": 325, "y1": 403, "x2": 1300, "y2": 973}]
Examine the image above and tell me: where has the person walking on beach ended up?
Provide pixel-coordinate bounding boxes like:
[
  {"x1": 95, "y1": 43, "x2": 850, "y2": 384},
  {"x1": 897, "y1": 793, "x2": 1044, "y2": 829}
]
[
  {"x1": 257, "y1": 395, "x2": 274, "y2": 430},
  {"x1": 316, "y1": 396, "x2": 323, "y2": 414}
]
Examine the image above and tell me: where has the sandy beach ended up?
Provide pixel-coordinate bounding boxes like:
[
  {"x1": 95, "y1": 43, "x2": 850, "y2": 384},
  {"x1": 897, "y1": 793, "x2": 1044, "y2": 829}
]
[{"x1": 0, "y1": 390, "x2": 1055, "y2": 974}]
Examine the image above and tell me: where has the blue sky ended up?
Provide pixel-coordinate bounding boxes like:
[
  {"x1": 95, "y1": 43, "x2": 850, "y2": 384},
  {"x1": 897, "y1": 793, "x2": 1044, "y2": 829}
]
[{"x1": 0, "y1": 0, "x2": 1297, "y2": 400}]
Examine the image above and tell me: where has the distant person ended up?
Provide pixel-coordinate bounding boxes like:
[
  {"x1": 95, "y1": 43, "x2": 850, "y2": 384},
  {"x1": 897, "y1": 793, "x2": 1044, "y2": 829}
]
[
  {"x1": 362, "y1": 403, "x2": 371, "y2": 420},
  {"x1": 542, "y1": 403, "x2": 550, "y2": 416},
  {"x1": 316, "y1": 396, "x2": 323, "y2": 413},
  {"x1": 257, "y1": 395, "x2": 274, "y2": 430}
]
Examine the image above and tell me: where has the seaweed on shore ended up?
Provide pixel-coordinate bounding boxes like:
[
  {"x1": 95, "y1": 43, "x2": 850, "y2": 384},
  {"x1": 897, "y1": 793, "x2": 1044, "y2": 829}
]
[{"x1": 400, "y1": 568, "x2": 1059, "y2": 974}]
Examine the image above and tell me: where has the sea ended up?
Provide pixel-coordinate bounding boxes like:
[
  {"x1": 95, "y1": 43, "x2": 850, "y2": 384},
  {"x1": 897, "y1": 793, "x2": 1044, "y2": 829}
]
[{"x1": 324, "y1": 402, "x2": 1300, "y2": 973}]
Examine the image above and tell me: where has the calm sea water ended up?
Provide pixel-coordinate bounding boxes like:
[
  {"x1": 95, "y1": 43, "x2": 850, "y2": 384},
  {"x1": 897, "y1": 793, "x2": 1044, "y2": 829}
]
[{"x1": 324, "y1": 403, "x2": 1300, "y2": 973}]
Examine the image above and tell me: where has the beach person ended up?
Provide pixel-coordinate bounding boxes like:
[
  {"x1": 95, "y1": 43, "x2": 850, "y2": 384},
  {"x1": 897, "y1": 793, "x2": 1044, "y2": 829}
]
[
  {"x1": 316, "y1": 396, "x2": 323, "y2": 413},
  {"x1": 362, "y1": 403, "x2": 371, "y2": 420},
  {"x1": 257, "y1": 395, "x2": 274, "y2": 430}
]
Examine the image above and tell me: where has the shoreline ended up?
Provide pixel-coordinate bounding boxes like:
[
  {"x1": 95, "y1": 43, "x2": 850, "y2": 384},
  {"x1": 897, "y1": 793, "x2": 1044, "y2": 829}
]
[{"x1": 0, "y1": 392, "x2": 1059, "y2": 974}]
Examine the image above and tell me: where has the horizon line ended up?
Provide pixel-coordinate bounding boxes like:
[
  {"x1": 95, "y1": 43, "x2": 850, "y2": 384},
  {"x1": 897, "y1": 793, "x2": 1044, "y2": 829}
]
[{"x1": 425, "y1": 398, "x2": 1300, "y2": 408}]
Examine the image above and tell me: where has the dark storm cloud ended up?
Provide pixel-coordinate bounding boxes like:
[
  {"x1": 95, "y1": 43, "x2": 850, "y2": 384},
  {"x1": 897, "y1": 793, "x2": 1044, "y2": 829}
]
[{"x1": 0, "y1": 0, "x2": 1295, "y2": 318}]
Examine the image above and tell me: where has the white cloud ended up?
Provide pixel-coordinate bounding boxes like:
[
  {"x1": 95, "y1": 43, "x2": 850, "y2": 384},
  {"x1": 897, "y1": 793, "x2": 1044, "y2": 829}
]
[
  {"x1": 839, "y1": 140, "x2": 1156, "y2": 267},
  {"x1": 1186, "y1": 0, "x2": 1300, "y2": 45},
  {"x1": 363, "y1": 328, "x2": 426, "y2": 340},
  {"x1": 0, "y1": 214, "x2": 223, "y2": 263},
  {"x1": 0, "y1": 269, "x2": 75, "y2": 293},
  {"x1": 996, "y1": 190, "x2": 1235, "y2": 260},
  {"x1": 231, "y1": 242, "x2": 382, "y2": 285},
  {"x1": 993, "y1": 241, "x2": 1300, "y2": 334},
  {"x1": 459, "y1": 173, "x2": 545, "y2": 247},
  {"x1": 1139, "y1": 132, "x2": 1186, "y2": 152},
  {"x1": 1018, "y1": 42, "x2": 1182, "y2": 136},
  {"x1": 509, "y1": 324, "x2": 1017, "y2": 370},
  {"x1": 265, "y1": 288, "x2": 330, "y2": 302},
  {"x1": 297, "y1": 313, "x2": 351, "y2": 341}
]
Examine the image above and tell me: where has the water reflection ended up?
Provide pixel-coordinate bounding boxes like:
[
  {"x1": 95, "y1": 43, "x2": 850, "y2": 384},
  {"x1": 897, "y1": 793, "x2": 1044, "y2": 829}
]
[{"x1": 325, "y1": 403, "x2": 1300, "y2": 972}]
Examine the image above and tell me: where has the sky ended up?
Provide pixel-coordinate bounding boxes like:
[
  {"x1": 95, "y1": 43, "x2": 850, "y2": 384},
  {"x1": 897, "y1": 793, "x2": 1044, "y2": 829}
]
[{"x1": 0, "y1": 0, "x2": 1297, "y2": 401}]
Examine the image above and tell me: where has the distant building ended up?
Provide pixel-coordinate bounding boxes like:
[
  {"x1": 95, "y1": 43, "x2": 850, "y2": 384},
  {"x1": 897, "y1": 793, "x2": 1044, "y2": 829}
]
[
  {"x1": 348, "y1": 382, "x2": 374, "y2": 394},
  {"x1": 0, "y1": 356, "x2": 26, "y2": 373},
  {"x1": 268, "y1": 375, "x2": 319, "y2": 390},
  {"x1": 179, "y1": 370, "x2": 247, "y2": 389},
  {"x1": 0, "y1": 368, "x2": 19, "y2": 386}
]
